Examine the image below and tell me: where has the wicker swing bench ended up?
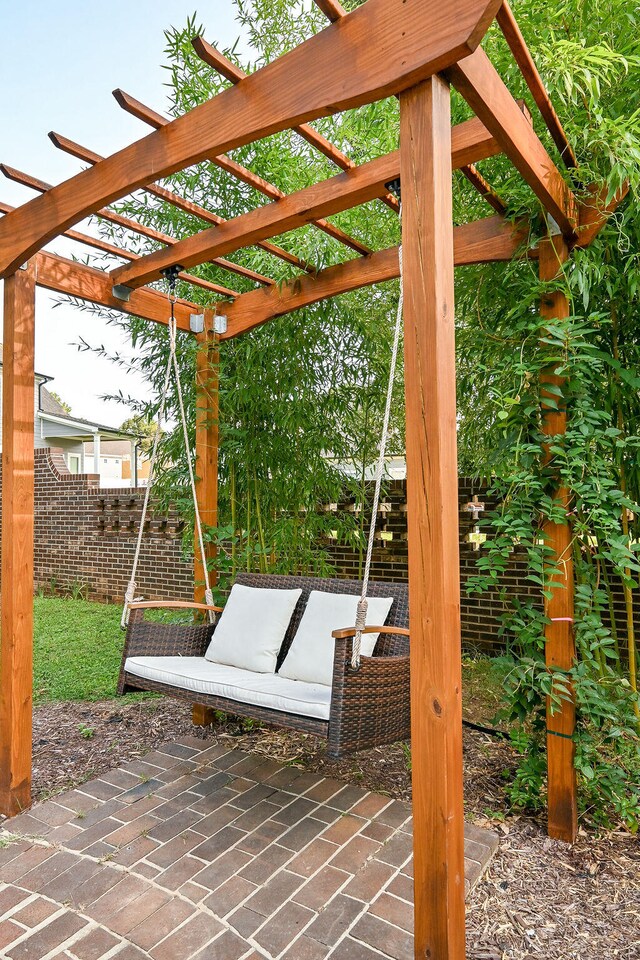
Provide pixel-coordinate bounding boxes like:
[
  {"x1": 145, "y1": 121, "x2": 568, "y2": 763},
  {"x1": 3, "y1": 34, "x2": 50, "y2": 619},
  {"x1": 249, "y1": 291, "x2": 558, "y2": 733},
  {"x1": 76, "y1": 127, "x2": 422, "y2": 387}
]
[{"x1": 118, "y1": 573, "x2": 410, "y2": 758}]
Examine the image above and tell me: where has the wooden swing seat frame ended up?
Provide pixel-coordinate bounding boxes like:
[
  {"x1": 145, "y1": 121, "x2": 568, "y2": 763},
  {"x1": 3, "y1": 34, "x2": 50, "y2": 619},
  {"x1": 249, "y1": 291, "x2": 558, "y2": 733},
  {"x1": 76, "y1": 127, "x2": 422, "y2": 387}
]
[{"x1": 119, "y1": 574, "x2": 411, "y2": 758}]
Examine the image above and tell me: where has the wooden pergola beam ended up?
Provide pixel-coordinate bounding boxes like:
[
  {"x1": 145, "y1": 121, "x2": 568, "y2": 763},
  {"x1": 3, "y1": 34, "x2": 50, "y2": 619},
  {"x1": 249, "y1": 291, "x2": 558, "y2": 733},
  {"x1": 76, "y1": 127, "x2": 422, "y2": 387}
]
[
  {"x1": 461, "y1": 163, "x2": 507, "y2": 215},
  {"x1": 0, "y1": 163, "x2": 253, "y2": 294},
  {"x1": 446, "y1": 48, "x2": 577, "y2": 238},
  {"x1": 0, "y1": 260, "x2": 37, "y2": 816},
  {"x1": 111, "y1": 153, "x2": 396, "y2": 291},
  {"x1": 113, "y1": 89, "x2": 372, "y2": 257},
  {"x1": 0, "y1": 201, "x2": 238, "y2": 298},
  {"x1": 222, "y1": 215, "x2": 525, "y2": 337},
  {"x1": 190, "y1": 36, "x2": 400, "y2": 213},
  {"x1": 48, "y1": 131, "x2": 311, "y2": 276},
  {"x1": 0, "y1": 0, "x2": 502, "y2": 277},
  {"x1": 497, "y1": 1, "x2": 577, "y2": 169},
  {"x1": 313, "y1": 0, "x2": 509, "y2": 219},
  {"x1": 34, "y1": 251, "x2": 198, "y2": 330},
  {"x1": 110, "y1": 109, "x2": 512, "y2": 293}
]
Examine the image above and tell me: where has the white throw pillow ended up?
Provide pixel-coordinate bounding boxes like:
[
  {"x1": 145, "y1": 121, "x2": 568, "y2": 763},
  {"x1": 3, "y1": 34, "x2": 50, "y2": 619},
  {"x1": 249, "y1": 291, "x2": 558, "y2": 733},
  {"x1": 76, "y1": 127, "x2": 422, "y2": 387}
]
[
  {"x1": 205, "y1": 584, "x2": 302, "y2": 673},
  {"x1": 279, "y1": 590, "x2": 394, "y2": 686}
]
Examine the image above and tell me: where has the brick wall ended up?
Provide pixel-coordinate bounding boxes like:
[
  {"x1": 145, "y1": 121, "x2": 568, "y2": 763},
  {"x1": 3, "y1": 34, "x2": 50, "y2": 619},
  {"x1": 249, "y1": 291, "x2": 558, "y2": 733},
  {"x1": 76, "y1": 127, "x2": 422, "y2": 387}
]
[
  {"x1": 321, "y1": 478, "x2": 541, "y2": 654},
  {"x1": 4, "y1": 450, "x2": 634, "y2": 654},
  {"x1": 2, "y1": 448, "x2": 195, "y2": 605}
]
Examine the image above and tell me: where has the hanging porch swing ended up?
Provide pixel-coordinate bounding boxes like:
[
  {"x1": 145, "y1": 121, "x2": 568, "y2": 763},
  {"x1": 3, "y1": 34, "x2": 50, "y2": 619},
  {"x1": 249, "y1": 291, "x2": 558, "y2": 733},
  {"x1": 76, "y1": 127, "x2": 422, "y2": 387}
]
[{"x1": 118, "y1": 245, "x2": 411, "y2": 759}]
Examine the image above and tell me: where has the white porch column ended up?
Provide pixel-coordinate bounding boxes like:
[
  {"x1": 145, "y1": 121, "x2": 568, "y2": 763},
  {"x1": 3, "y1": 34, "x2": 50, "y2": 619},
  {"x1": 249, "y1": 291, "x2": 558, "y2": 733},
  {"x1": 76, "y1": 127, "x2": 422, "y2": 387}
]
[
  {"x1": 93, "y1": 431, "x2": 101, "y2": 475},
  {"x1": 130, "y1": 440, "x2": 137, "y2": 487}
]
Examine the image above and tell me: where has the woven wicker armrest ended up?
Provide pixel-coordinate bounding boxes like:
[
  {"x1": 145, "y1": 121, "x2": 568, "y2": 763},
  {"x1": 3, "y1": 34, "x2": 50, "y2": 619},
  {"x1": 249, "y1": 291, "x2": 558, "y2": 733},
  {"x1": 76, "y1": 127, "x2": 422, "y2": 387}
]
[
  {"x1": 121, "y1": 605, "x2": 218, "y2": 664},
  {"x1": 327, "y1": 635, "x2": 411, "y2": 757}
]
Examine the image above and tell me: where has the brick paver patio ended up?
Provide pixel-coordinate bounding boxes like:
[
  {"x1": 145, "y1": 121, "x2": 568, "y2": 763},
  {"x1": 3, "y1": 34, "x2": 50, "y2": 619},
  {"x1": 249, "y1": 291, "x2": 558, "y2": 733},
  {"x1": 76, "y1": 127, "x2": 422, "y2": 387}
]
[{"x1": 0, "y1": 738, "x2": 497, "y2": 959}]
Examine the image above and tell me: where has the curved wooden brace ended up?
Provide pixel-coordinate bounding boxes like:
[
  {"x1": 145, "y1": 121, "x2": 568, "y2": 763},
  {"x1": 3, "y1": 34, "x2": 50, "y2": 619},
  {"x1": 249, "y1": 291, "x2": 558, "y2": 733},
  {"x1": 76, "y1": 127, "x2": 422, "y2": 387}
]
[
  {"x1": 222, "y1": 216, "x2": 526, "y2": 338},
  {"x1": 0, "y1": 0, "x2": 502, "y2": 278}
]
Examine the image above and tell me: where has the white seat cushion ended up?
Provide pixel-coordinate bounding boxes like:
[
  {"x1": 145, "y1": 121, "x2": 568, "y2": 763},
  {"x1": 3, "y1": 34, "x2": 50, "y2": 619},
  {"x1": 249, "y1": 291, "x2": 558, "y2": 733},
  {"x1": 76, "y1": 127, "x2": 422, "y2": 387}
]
[
  {"x1": 125, "y1": 656, "x2": 331, "y2": 721},
  {"x1": 204, "y1": 583, "x2": 302, "y2": 673},
  {"x1": 278, "y1": 590, "x2": 394, "y2": 686}
]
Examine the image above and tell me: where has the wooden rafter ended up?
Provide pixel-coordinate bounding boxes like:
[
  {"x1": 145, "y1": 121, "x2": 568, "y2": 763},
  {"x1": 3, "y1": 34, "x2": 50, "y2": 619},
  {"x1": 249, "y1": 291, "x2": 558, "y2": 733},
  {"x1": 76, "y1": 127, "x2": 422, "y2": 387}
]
[
  {"x1": 446, "y1": 48, "x2": 577, "y2": 237},
  {"x1": 313, "y1": 0, "x2": 508, "y2": 216},
  {"x1": 0, "y1": 0, "x2": 503, "y2": 277},
  {"x1": 222, "y1": 216, "x2": 526, "y2": 338},
  {"x1": 497, "y1": 1, "x2": 577, "y2": 168},
  {"x1": 109, "y1": 114, "x2": 514, "y2": 292},
  {"x1": 113, "y1": 90, "x2": 372, "y2": 257},
  {"x1": 48, "y1": 132, "x2": 312, "y2": 275},
  {"x1": 0, "y1": 163, "x2": 262, "y2": 293},
  {"x1": 461, "y1": 164, "x2": 507, "y2": 215},
  {"x1": 190, "y1": 37, "x2": 400, "y2": 213},
  {"x1": 313, "y1": 0, "x2": 343, "y2": 21},
  {"x1": 0, "y1": 202, "x2": 238, "y2": 298}
]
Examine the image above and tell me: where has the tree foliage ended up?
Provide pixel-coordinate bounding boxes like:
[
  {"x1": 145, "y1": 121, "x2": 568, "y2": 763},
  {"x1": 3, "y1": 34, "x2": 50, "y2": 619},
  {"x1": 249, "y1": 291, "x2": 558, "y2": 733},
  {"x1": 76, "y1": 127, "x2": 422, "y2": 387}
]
[{"x1": 82, "y1": 0, "x2": 639, "y2": 827}]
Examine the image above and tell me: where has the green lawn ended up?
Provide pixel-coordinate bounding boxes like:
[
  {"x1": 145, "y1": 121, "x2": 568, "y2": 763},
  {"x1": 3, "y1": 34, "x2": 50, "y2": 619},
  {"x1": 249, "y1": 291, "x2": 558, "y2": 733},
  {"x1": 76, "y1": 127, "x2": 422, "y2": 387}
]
[{"x1": 34, "y1": 596, "x2": 126, "y2": 703}]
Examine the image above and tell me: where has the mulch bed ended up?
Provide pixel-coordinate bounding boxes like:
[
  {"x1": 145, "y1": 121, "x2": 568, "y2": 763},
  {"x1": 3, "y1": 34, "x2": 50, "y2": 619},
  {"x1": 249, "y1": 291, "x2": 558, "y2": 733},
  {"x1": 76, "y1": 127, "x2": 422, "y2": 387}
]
[{"x1": 31, "y1": 696, "x2": 640, "y2": 960}]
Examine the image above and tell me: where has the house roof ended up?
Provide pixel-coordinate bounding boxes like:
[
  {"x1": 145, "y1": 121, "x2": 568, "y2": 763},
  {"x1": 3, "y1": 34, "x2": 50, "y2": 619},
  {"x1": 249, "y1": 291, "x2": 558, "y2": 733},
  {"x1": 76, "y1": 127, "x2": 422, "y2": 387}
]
[
  {"x1": 39, "y1": 410, "x2": 137, "y2": 439},
  {"x1": 1, "y1": 342, "x2": 136, "y2": 439},
  {"x1": 39, "y1": 386, "x2": 69, "y2": 417}
]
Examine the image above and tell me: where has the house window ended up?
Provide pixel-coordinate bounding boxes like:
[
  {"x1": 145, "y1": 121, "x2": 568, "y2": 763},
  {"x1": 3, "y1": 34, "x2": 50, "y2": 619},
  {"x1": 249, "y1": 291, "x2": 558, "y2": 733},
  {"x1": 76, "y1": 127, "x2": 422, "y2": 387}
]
[{"x1": 68, "y1": 454, "x2": 81, "y2": 474}]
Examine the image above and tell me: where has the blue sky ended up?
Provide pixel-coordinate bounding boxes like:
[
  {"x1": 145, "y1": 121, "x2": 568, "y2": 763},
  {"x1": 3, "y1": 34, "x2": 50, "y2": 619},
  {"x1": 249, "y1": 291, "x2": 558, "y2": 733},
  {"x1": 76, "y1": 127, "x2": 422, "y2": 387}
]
[{"x1": 0, "y1": 1, "x2": 243, "y2": 423}]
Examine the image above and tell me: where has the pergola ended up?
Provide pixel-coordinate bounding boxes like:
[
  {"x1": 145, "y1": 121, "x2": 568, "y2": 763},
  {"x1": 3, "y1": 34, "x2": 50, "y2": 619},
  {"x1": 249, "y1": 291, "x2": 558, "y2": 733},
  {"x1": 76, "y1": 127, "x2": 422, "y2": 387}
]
[{"x1": 0, "y1": 1, "x2": 625, "y2": 956}]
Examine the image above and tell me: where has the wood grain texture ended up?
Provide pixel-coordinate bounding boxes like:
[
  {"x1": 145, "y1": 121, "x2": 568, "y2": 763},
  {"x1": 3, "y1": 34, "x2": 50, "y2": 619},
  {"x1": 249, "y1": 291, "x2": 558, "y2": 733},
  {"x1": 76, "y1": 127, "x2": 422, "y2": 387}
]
[
  {"x1": 34, "y1": 251, "x2": 197, "y2": 330},
  {"x1": 497, "y1": 1, "x2": 577, "y2": 168},
  {"x1": 400, "y1": 77, "x2": 466, "y2": 959},
  {"x1": 446, "y1": 47, "x2": 577, "y2": 238},
  {"x1": 539, "y1": 235, "x2": 578, "y2": 845},
  {"x1": 113, "y1": 89, "x2": 371, "y2": 257},
  {"x1": 194, "y1": 312, "x2": 219, "y2": 604},
  {"x1": 193, "y1": 315, "x2": 220, "y2": 728},
  {"x1": 222, "y1": 216, "x2": 525, "y2": 338},
  {"x1": 190, "y1": 35, "x2": 400, "y2": 212},
  {"x1": 111, "y1": 113, "x2": 509, "y2": 292},
  {"x1": 0, "y1": 261, "x2": 36, "y2": 816},
  {"x1": 0, "y1": 0, "x2": 502, "y2": 276}
]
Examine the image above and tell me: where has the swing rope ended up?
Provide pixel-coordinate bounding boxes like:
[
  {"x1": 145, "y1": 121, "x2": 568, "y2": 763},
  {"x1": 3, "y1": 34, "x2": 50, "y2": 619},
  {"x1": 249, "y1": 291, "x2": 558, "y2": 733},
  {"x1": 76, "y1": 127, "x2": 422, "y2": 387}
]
[
  {"x1": 121, "y1": 272, "x2": 215, "y2": 629},
  {"x1": 352, "y1": 236, "x2": 404, "y2": 669}
]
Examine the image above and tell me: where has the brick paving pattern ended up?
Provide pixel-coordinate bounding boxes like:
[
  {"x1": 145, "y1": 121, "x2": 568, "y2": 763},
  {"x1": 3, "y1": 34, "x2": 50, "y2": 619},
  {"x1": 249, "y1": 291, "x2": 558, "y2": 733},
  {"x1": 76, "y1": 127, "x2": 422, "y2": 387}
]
[{"x1": 0, "y1": 739, "x2": 497, "y2": 959}]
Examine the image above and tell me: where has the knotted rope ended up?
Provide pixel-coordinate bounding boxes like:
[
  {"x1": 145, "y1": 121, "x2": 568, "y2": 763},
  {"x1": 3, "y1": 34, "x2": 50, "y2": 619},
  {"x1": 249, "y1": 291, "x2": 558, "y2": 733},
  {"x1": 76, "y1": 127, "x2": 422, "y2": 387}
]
[{"x1": 121, "y1": 278, "x2": 215, "y2": 628}]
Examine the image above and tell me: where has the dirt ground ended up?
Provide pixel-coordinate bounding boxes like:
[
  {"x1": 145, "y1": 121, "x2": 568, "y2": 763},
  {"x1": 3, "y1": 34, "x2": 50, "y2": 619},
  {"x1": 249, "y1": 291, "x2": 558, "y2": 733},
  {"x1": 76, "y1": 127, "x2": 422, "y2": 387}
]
[{"x1": 30, "y1": 696, "x2": 640, "y2": 960}]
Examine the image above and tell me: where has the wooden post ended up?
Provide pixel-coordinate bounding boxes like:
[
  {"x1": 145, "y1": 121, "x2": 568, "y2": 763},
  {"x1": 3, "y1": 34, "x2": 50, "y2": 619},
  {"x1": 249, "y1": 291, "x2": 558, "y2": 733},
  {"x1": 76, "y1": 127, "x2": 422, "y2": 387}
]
[
  {"x1": 0, "y1": 260, "x2": 37, "y2": 816},
  {"x1": 539, "y1": 235, "x2": 578, "y2": 843},
  {"x1": 193, "y1": 308, "x2": 220, "y2": 728},
  {"x1": 400, "y1": 77, "x2": 466, "y2": 959}
]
